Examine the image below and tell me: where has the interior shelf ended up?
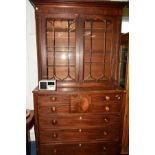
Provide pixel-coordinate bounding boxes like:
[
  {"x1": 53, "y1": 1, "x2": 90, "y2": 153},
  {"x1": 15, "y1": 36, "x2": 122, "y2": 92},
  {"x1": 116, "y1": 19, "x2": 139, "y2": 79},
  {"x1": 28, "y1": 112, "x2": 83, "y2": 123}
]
[{"x1": 48, "y1": 65, "x2": 76, "y2": 67}]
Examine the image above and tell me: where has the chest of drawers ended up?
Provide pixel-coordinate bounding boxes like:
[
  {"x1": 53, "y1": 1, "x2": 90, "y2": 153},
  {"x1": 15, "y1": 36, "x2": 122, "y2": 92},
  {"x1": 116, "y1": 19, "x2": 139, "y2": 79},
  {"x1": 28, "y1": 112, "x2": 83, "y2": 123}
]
[{"x1": 33, "y1": 88, "x2": 124, "y2": 155}]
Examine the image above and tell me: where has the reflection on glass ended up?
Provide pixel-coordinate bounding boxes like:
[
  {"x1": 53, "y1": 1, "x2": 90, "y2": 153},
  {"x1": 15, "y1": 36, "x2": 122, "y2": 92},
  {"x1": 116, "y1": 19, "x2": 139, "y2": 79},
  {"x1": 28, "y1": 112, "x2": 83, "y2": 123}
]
[
  {"x1": 83, "y1": 19, "x2": 113, "y2": 81},
  {"x1": 46, "y1": 19, "x2": 76, "y2": 81}
]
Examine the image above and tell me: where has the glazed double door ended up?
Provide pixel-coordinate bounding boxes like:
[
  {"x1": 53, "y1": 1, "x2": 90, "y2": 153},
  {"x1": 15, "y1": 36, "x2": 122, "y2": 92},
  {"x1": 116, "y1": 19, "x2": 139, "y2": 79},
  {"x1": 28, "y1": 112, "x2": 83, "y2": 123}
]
[{"x1": 38, "y1": 14, "x2": 118, "y2": 82}]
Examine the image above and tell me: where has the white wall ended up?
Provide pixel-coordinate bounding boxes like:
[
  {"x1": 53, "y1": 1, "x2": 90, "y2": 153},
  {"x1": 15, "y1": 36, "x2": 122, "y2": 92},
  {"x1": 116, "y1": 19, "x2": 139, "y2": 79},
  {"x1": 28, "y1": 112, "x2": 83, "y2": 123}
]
[
  {"x1": 26, "y1": 0, "x2": 38, "y2": 140},
  {"x1": 26, "y1": 0, "x2": 38, "y2": 110},
  {"x1": 122, "y1": 17, "x2": 129, "y2": 33}
]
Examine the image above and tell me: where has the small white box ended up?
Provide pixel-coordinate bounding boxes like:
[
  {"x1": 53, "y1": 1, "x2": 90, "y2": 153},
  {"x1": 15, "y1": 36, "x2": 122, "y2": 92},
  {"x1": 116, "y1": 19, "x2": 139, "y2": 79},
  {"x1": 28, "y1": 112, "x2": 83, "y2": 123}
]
[{"x1": 39, "y1": 80, "x2": 56, "y2": 90}]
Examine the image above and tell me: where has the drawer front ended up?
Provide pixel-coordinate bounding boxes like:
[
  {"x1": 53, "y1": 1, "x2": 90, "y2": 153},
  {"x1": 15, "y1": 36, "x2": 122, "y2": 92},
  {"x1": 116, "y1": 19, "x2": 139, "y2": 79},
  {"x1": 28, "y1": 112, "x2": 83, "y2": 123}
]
[
  {"x1": 70, "y1": 94, "x2": 121, "y2": 113},
  {"x1": 38, "y1": 95, "x2": 70, "y2": 106},
  {"x1": 39, "y1": 127, "x2": 119, "y2": 143},
  {"x1": 39, "y1": 114, "x2": 120, "y2": 129},
  {"x1": 70, "y1": 101, "x2": 121, "y2": 113},
  {"x1": 40, "y1": 142, "x2": 119, "y2": 155},
  {"x1": 38, "y1": 104, "x2": 69, "y2": 114},
  {"x1": 91, "y1": 102, "x2": 121, "y2": 113},
  {"x1": 92, "y1": 93, "x2": 122, "y2": 103}
]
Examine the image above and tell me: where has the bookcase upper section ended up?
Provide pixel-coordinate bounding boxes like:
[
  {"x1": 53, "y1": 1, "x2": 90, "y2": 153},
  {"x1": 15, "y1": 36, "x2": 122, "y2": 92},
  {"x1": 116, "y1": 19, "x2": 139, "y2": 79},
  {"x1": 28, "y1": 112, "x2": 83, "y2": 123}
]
[{"x1": 30, "y1": 0, "x2": 128, "y2": 87}]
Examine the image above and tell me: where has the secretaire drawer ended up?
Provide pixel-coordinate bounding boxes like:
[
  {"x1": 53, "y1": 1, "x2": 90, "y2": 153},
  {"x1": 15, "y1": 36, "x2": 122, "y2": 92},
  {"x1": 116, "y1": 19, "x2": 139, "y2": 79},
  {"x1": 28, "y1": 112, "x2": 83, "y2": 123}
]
[
  {"x1": 40, "y1": 142, "x2": 119, "y2": 155},
  {"x1": 38, "y1": 95, "x2": 70, "y2": 106},
  {"x1": 38, "y1": 104, "x2": 69, "y2": 114},
  {"x1": 39, "y1": 127, "x2": 119, "y2": 143},
  {"x1": 70, "y1": 94, "x2": 121, "y2": 113},
  {"x1": 70, "y1": 101, "x2": 121, "y2": 113},
  {"x1": 39, "y1": 114, "x2": 120, "y2": 128},
  {"x1": 92, "y1": 93, "x2": 122, "y2": 103}
]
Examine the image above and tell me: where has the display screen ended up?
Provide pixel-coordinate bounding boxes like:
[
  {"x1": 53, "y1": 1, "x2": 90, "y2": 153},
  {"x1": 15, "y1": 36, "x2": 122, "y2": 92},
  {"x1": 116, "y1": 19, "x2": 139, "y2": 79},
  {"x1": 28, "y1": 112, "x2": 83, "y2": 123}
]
[
  {"x1": 48, "y1": 82, "x2": 55, "y2": 85},
  {"x1": 40, "y1": 82, "x2": 47, "y2": 89}
]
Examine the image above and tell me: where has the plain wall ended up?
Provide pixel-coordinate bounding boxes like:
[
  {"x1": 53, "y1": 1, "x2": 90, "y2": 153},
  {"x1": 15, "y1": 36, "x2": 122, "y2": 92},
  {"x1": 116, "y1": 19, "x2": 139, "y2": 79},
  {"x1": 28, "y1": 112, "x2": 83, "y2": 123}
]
[{"x1": 26, "y1": 0, "x2": 38, "y2": 140}]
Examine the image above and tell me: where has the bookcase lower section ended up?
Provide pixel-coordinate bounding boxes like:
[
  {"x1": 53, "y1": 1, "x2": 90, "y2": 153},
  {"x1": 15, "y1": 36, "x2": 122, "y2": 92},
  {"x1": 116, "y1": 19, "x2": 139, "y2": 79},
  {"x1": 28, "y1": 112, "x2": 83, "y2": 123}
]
[{"x1": 33, "y1": 88, "x2": 124, "y2": 155}]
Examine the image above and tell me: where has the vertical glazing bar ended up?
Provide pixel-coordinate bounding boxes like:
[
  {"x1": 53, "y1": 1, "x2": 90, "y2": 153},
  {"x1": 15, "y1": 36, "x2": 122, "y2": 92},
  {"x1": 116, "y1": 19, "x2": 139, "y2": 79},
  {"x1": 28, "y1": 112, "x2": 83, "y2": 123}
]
[
  {"x1": 89, "y1": 21, "x2": 93, "y2": 78},
  {"x1": 46, "y1": 20, "x2": 49, "y2": 79},
  {"x1": 67, "y1": 20, "x2": 70, "y2": 77},
  {"x1": 53, "y1": 20, "x2": 56, "y2": 78},
  {"x1": 98, "y1": 20, "x2": 107, "y2": 81},
  {"x1": 110, "y1": 21, "x2": 114, "y2": 79},
  {"x1": 103, "y1": 20, "x2": 107, "y2": 77},
  {"x1": 63, "y1": 19, "x2": 74, "y2": 80}
]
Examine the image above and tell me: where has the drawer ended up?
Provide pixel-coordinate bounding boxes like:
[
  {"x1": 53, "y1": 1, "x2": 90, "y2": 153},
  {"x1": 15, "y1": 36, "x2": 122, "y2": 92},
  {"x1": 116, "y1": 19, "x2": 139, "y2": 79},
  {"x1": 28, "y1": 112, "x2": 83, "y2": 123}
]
[
  {"x1": 38, "y1": 103, "x2": 69, "y2": 114},
  {"x1": 38, "y1": 95, "x2": 70, "y2": 106},
  {"x1": 70, "y1": 94, "x2": 121, "y2": 113},
  {"x1": 70, "y1": 101, "x2": 121, "y2": 113},
  {"x1": 92, "y1": 93, "x2": 122, "y2": 103},
  {"x1": 91, "y1": 102, "x2": 121, "y2": 113},
  {"x1": 39, "y1": 114, "x2": 120, "y2": 129},
  {"x1": 39, "y1": 127, "x2": 119, "y2": 143},
  {"x1": 40, "y1": 142, "x2": 119, "y2": 155}
]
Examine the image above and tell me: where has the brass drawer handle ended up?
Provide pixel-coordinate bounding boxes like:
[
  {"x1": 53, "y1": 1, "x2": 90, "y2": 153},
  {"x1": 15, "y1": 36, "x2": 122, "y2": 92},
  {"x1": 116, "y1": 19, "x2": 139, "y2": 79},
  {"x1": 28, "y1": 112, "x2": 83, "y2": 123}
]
[
  {"x1": 79, "y1": 116, "x2": 83, "y2": 120},
  {"x1": 52, "y1": 133, "x2": 58, "y2": 138},
  {"x1": 115, "y1": 95, "x2": 121, "y2": 100},
  {"x1": 53, "y1": 149, "x2": 57, "y2": 154},
  {"x1": 105, "y1": 96, "x2": 110, "y2": 101},
  {"x1": 51, "y1": 107, "x2": 56, "y2": 112},
  {"x1": 79, "y1": 144, "x2": 82, "y2": 147},
  {"x1": 104, "y1": 118, "x2": 109, "y2": 123},
  {"x1": 51, "y1": 120, "x2": 57, "y2": 125},
  {"x1": 103, "y1": 146, "x2": 107, "y2": 151},
  {"x1": 51, "y1": 96, "x2": 57, "y2": 101},
  {"x1": 117, "y1": 96, "x2": 121, "y2": 100},
  {"x1": 103, "y1": 131, "x2": 108, "y2": 136},
  {"x1": 78, "y1": 129, "x2": 82, "y2": 132},
  {"x1": 105, "y1": 106, "x2": 110, "y2": 111}
]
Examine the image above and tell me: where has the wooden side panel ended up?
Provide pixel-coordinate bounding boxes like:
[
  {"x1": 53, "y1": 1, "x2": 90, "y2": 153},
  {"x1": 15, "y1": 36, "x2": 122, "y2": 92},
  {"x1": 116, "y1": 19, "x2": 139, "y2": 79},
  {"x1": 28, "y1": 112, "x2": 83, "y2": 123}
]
[
  {"x1": 121, "y1": 33, "x2": 129, "y2": 154},
  {"x1": 121, "y1": 91, "x2": 129, "y2": 154}
]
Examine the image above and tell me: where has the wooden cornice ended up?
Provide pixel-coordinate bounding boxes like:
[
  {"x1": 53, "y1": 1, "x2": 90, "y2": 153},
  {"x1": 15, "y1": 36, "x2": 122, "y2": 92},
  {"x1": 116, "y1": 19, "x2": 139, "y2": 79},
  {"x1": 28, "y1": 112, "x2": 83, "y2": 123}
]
[{"x1": 30, "y1": 0, "x2": 128, "y2": 8}]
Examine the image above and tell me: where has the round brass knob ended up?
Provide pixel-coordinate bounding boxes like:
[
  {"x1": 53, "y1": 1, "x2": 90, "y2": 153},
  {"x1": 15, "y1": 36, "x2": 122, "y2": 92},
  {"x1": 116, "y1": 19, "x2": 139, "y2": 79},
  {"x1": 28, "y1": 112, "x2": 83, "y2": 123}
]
[
  {"x1": 51, "y1": 107, "x2": 56, "y2": 112},
  {"x1": 103, "y1": 146, "x2": 107, "y2": 151},
  {"x1": 51, "y1": 96, "x2": 56, "y2": 101},
  {"x1": 79, "y1": 116, "x2": 82, "y2": 120},
  {"x1": 103, "y1": 131, "x2": 108, "y2": 136},
  {"x1": 53, "y1": 149, "x2": 57, "y2": 153},
  {"x1": 104, "y1": 118, "x2": 109, "y2": 123},
  {"x1": 117, "y1": 96, "x2": 121, "y2": 100},
  {"x1": 79, "y1": 129, "x2": 82, "y2": 132},
  {"x1": 79, "y1": 144, "x2": 82, "y2": 147},
  {"x1": 52, "y1": 133, "x2": 58, "y2": 138},
  {"x1": 52, "y1": 120, "x2": 57, "y2": 125},
  {"x1": 115, "y1": 95, "x2": 121, "y2": 100},
  {"x1": 105, "y1": 96, "x2": 110, "y2": 101},
  {"x1": 35, "y1": 7, "x2": 38, "y2": 10},
  {"x1": 105, "y1": 106, "x2": 110, "y2": 111}
]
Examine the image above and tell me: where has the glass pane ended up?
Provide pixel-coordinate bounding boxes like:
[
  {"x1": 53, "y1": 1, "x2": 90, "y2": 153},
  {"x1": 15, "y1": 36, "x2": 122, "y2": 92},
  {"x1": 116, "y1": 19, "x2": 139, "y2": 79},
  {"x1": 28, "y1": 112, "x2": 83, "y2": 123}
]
[
  {"x1": 83, "y1": 19, "x2": 113, "y2": 81},
  {"x1": 46, "y1": 19, "x2": 76, "y2": 81}
]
